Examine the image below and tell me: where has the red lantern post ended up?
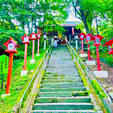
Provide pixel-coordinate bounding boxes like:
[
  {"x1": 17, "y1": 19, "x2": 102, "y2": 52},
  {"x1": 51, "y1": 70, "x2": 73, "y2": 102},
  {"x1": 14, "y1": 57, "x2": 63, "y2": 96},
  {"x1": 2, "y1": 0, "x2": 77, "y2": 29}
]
[
  {"x1": 4, "y1": 38, "x2": 20, "y2": 94},
  {"x1": 85, "y1": 33, "x2": 93, "y2": 61},
  {"x1": 20, "y1": 34, "x2": 30, "y2": 76},
  {"x1": 103, "y1": 39, "x2": 113, "y2": 54},
  {"x1": 36, "y1": 32, "x2": 41, "y2": 56},
  {"x1": 92, "y1": 34, "x2": 103, "y2": 71},
  {"x1": 29, "y1": 33, "x2": 36, "y2": 64},
  {"x1": 72, "y1": 27, "x2": 75, "y2": 35},
  {"x1": 78, "y1": 33, "x2": 86, "y2": 54}
]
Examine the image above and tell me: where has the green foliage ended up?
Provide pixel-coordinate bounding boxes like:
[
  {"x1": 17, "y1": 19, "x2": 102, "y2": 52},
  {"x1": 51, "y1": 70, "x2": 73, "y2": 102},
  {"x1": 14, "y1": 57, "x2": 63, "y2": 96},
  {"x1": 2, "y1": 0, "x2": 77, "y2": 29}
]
[
  {"x1": 0, "y1": 0, "x2": 68, "y2": 46},
  {"x1": 75, "y1": 22, "x2": 85, "y2": 32},
  {"x1": 99, "y1": 21, "x2": 113, "y2": 40},
  {"x1": 70, "y1": 0, "x2": 113, "y2": 38},
  {"x1": 91, "y1": 79, "x2": 107, "y2": 98}
]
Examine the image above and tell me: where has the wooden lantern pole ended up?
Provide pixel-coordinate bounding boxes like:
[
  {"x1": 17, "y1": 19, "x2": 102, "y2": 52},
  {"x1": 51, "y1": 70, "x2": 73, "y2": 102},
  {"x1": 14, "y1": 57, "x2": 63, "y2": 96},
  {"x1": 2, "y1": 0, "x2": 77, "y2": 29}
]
[
  {"x1": 76, "y1": 40, "x2": 78, "y2": 51},
  {"x1": 96, "y1": 46, "x2": 101, "y2": 71},
  {"x1": 23, "y1": 44, "x2": 28, "y2": 70},
  {"x1": 4, "y1": 37, "x2": 19, "y2": 94},
  {"x1": 37, "y1": 38, "x2": 39, "y2": 54},
  {"x1": 81, "y1": 40, "x2": 84, "y2": 54},
  {"x1": 32, "y1": 40, "x2": 35, "y2": 59},
  {"x1": 6, "y1": 53, "x2": 14, "y2": 94},
  {"x1": 88, "y1": 43, "x2": 91, "y2": 61}
]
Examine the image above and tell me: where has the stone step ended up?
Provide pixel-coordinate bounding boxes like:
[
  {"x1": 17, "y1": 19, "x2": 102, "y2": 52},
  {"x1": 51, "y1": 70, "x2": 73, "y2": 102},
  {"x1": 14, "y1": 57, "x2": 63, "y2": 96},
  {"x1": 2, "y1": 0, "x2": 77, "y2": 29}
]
[
  {"x1": 32, "y1": 46, "x2": 95, "y2": 112},
  {"x1": 44, "y1": 72, "x2": 79, "y2": 76},
  {"x1": 45, "y1": 71, "x2": 78, "y2": 75},
  {"x1": 46, "y1": 66, "x2": 77, "y2": 69},
  {"x1": 46, "y1": 68, "x2": 78, "y2": 72},
  {"x1": 32, "y1": 110, "x2": 95, "y2": 113},
  {"x1": 47, "y1": 64, "x2": 75, "y2": 67},
  {"x1": 42, "y1": 75, "x2": 81, "y2": 78},
  {"x1": 33, "y1": 103, "x2": 94, "y2": 110},
  {"x1": 39, "y1": 91, "x2": 88, "y2": 97},
  {"x1": 41, "y1": 79, "x2": 83, "y2": 83},
  {"x1": 41, "y1": 81, "x2": 83, "y2": 85},
  {"x1": 40, "y1": 87, "x2": 86, "y2": 92},
  {"x1": 40, "y1": 83, "x2": 84, "y2": 88},
  {"x1": 35, "y1": 96, "x2": 91, "y2": 103},
  {"x1": 42, "y1": 76, "x2": 81, "y2": 81}
]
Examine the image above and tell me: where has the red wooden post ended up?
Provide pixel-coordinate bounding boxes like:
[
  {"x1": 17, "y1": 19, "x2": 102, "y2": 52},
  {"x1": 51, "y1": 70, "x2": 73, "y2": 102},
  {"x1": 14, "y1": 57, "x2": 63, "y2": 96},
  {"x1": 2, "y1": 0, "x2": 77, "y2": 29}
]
[
  {"x1": 81, "y1": 40, "x2": 84, "y2": 54},
  {"x1": 88, "y1": 43, "x2": 91, "y2": 61},
  {"x1": 37, "y1": 38, "x2": 39, "y2": 54},
  {"x1": 92, "y1": 34, "x2": 103, "y2": 71},
  {"x1": 21, "y1": 34, "x2": 30, "y2": 70},
  {"x1": 6, "y1": 53, "x2": 14, "y2": 94},
  {"x1": 23, "y1": 44, "x2": 27, "y2": 70},
  {"x1": 72, "y1": 27, "x2": 74, "y2": 35},
  {"x1": 85, "y1": 33, "x2": 93, "y2": 61},
  {"x1": 96, "y1": 46, "x2": 101, "y2": 71},
  {"x1": 29, "y1": 33, "x2": 36, "y2": 61},
  {"x1": 4, "y1": 37, "x2": 19, "y2": 94},
  {"x1": 36, "y1": 32, "x2": 41, "y2": 55},
  {"x1": 32, "y1": 40, "x2": 35, "y2": 59},
  {"x1": 78, "y1": 33, "x2": 86, "y2": 54}
]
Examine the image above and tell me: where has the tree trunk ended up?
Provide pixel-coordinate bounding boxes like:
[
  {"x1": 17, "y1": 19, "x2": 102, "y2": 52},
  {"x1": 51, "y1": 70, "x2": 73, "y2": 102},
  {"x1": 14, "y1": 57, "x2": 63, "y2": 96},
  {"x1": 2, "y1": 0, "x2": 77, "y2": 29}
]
[
  {"x1": 34, "y1": 17, "x2": 37, "y2": 33},
  {"x1": 80, "y1": 9, "x2": 90, "y2": 33},
  {"x1": 21, "y1": 20, "x2": 25, "y2": 30},
  {"x1": 27, "y1": 20, "x2": 31, "y2": 35},
  {"x1": 31, "y1": 17, "x2": 34, "y2": 33},
  {"x1": 83, "y1": 19, "x2": 89, "y2": 33}
]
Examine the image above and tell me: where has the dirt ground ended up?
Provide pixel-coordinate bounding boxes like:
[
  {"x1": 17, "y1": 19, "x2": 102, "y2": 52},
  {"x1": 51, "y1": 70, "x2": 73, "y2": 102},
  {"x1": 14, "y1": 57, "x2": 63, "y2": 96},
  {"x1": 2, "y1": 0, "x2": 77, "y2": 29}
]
[
  {"x1": 89, "y1": 56, "x2": 113, "y2": 96},
  {"x1": 78, "y1": 49, "x2": 113, "y2": 99},
  {"x1": 78, "y1": 51, "x2": 113, "y2": 111},
  {"x1": 81, "y1": 54, "x2": 113, "y2": 103}
]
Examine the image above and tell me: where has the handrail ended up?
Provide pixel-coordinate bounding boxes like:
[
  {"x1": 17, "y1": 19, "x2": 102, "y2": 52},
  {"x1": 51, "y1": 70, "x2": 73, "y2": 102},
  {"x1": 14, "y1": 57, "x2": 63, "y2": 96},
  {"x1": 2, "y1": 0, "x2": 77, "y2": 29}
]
[
  {"x1": 68, "y1": 44, "x2": 112, "y2": 113},
  {"x1": 18, "y1": 44, "x2": 52, "y2": 113}
]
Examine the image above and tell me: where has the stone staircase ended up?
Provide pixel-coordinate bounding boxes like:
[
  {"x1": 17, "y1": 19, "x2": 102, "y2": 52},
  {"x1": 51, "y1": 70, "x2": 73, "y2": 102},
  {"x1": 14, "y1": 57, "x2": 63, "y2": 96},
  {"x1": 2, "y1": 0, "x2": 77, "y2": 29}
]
[{"x1": 32, "y1": 46, "x2": 96, "y2": 113}]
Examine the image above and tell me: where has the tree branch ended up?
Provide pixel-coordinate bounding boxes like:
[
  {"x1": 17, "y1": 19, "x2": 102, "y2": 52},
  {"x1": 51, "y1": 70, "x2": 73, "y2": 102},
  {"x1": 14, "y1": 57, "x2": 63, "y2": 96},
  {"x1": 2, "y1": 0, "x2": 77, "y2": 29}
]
[{"x1": 72, "y1": 0, "x2": 81, "y2": 17}]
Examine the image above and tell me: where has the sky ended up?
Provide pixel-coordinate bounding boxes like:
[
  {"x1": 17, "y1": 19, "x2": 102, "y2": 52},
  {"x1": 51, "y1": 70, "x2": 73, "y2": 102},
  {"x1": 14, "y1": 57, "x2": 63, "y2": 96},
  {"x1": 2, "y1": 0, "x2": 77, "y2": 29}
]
[{"x1": 66, "y1": 6, "x2": 81, "y2": 23}]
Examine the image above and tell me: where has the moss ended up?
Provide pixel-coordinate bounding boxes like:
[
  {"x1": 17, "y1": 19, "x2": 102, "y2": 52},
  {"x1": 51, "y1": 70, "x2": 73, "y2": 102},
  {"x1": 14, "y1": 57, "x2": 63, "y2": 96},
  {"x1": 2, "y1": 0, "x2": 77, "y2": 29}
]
[{"x1": 51, "y1": 98, "x2": 58, "y2": 103}]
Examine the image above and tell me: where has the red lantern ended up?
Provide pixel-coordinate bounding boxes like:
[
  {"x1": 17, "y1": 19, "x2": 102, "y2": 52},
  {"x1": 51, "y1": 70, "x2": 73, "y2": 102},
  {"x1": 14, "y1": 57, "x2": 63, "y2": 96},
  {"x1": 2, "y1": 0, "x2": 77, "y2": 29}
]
[
  {"x1": 78, "y1": 33, "x2": 86, "y2": 54},
  {"x1": 4, "y1": 37, "x2": 20, "y2": 54},
  {"x1": 36, "y1": 32, "x2": 41, "y2": 39},
  {"x1": 92, "y1": 34, "x2": 103, "y2": 46},
  {"x1": 29, "y1": 33, "x2": 36, "y2": 61},
  {"x1": 103, "y1": 39, "x2": 113, "y2": 54},
  {"x1": 29, "y1": 32, "x2": 36, "y2": 40},
  {"x1": 20, "y1": 34, "x2": 30, "y2": 71},
  {"x1": 4, "y1": 38, "x2": 20, "y2": 94},
  {"x1": 36, "y1": 32, "x2": 41, "y2": 55},
  {"x1": 21, "y1": 34, "x2": 30, "y2": 45},
  {"x1": 85, "y1": 33, "x2": 93, "y2": 43},
  {"x1": 78, "y1": 33, "x2": 86, "y2": 40},
  {"x1": 85, "y1": 34, "x2": 93, "y2": 61},
  {"x1": 92, "y1": 34, "x2": 104, "y2": 71}
]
